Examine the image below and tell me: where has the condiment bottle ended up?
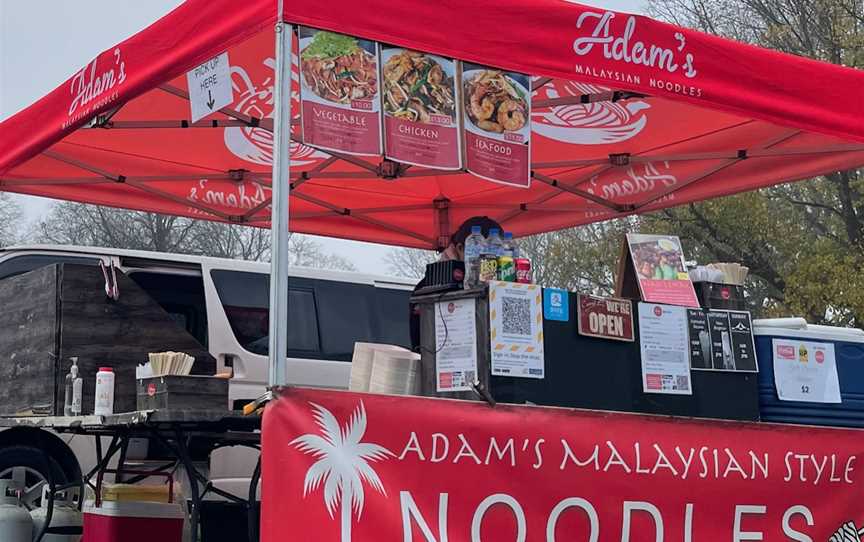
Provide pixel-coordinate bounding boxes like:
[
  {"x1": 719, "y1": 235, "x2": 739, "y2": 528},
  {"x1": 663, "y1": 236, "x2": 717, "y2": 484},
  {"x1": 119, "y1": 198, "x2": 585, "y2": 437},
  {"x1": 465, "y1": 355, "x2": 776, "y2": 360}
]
[{"x1": 94, "y1": 367, "x2": 115, "y2": 416}]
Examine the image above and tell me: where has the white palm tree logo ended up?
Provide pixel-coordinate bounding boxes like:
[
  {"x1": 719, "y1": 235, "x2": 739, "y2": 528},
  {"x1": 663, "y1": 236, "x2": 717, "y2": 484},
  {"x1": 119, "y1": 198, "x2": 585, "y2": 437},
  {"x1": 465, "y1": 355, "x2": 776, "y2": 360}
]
[{"x1": 291, "y1": 401, "x2": 393, "y2": 541}]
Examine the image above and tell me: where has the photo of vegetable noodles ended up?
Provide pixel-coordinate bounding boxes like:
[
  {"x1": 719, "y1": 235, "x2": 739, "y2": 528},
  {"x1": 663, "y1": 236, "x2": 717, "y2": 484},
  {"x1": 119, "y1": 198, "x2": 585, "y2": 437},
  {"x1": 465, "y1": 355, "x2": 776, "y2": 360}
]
[
  {"x1": 300, "y1": 31, "x2": 378, "y2": 104},
  {"x1": 464, "y1": 70, "x2": 528, "y2": 134},
  {"x1": 383, "y1": 50, "x2": 456, "y2": 124}
]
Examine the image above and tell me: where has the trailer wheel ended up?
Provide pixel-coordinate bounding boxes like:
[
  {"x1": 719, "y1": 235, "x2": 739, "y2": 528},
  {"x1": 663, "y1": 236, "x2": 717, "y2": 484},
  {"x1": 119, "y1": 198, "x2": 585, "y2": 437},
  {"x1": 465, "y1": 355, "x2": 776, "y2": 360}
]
[{"x1": 0, "y1": 445, "x2": 70, "y2": 510}]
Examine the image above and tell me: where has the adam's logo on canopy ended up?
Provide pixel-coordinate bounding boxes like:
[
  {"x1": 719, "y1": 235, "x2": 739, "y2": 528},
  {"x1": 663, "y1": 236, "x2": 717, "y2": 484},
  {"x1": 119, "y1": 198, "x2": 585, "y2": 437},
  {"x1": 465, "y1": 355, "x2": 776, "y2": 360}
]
[
  {"x1": 532, "y1": 81, "x2": 650, "y2": 145},
  {"x1": 223, "y1": 56, "x2": 324, "y2": 167},
  {"x1": 571, "y1": 9, "x2": 698, "y2": 79},
  {"x1": 64, "y1": 48, "x2": 127, "y2": 128}
]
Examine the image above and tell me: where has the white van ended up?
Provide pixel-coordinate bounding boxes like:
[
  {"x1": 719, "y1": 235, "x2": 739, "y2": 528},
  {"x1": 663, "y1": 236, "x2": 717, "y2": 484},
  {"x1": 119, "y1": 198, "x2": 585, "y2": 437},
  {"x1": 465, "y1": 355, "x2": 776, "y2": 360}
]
[{"x1": 0, "y1": 245, "x2": 415, "y2": 506}]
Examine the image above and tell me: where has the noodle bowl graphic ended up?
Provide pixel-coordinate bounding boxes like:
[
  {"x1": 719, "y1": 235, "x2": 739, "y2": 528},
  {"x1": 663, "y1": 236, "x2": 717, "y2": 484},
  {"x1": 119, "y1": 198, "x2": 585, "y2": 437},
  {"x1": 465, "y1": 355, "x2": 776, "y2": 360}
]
[
  {"x1": 532, "y1": 81, "x2": 650, "y2": 144},
  {"x1": 224, "y1": 57, "x2": 325, "y2": 167}
]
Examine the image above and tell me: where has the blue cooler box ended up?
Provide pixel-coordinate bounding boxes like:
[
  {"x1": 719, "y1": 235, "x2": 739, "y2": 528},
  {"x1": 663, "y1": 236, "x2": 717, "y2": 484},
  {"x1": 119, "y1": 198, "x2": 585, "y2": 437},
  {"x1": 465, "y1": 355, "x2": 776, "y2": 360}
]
[{"x1": 755, "y1": 318, "x2": 864, "y2": 428}]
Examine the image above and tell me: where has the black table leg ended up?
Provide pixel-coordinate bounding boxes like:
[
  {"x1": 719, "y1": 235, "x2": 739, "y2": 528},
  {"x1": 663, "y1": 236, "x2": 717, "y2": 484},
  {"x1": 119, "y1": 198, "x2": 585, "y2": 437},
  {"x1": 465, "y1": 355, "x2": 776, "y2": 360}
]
[
  {"x1": 174, "y1": 429, "x2": 201, "y2": 542},
  {"x1": 248, "y1": 455, "x2": 261, "y2": 542}
]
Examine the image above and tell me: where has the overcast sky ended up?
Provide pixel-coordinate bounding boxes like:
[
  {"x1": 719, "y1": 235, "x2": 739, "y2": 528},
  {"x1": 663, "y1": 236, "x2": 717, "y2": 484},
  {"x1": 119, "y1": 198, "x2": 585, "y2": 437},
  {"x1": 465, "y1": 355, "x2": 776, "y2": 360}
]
[{"x1": 0, "y1": 0, "x2": 645, "y2": 273}]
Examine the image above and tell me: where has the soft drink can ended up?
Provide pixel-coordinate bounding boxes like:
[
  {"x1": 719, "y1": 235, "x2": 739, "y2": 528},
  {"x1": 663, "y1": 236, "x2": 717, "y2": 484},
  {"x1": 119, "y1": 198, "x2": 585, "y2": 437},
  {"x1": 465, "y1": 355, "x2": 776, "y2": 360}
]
[
  {"x1": 479, "y1": 255, "x2": 499, "y2": 283},
  {"x1": 515, "y1": 258, "x2": 532, "y2": 283},
  {"x1": 498, "y1": 256, "x2": 516, "y2": 282}
]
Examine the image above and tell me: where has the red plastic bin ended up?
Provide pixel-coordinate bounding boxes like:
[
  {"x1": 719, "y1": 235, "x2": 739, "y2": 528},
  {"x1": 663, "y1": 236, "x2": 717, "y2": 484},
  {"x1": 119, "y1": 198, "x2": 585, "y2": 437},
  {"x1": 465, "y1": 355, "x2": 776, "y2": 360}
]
[{"x1": 83, "y1": 500, "x2": 184, "y2": 542}]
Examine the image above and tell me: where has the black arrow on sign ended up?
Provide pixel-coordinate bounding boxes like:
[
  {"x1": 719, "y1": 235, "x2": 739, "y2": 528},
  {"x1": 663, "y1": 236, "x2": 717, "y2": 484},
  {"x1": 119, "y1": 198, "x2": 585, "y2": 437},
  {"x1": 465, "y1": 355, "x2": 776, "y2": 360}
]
[{"x1": 206, "y1": 89, "x2": 215, "y2": 110}]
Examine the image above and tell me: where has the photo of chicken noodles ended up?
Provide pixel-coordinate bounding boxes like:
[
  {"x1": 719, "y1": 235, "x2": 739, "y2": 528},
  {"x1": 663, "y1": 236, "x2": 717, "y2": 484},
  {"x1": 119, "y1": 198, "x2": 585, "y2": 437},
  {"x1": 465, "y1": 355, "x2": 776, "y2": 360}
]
[
  {"x1": 300, "y1": 31, "x2": 378, "y2": 105},
  {"x1": 464, "y1": 70, "x2": 528, "y2": 134},
  {"x1": 383, "y1": 50, "x2": 456, "y2": 124}
]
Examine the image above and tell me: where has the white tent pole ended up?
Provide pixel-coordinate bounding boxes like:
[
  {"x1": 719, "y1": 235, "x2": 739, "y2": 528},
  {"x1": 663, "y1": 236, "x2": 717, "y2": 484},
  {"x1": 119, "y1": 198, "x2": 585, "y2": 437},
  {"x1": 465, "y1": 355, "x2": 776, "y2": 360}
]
[{"x1": 268, "y1": 6, "x2": 292, "y2": 386}]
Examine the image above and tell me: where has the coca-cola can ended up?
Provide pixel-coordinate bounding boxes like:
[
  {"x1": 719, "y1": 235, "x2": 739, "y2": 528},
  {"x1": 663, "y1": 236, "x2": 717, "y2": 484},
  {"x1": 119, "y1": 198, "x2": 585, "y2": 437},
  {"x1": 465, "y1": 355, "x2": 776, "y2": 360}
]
[{"x1": 515, "y1": 258, "x2": 532, "y2": 284}]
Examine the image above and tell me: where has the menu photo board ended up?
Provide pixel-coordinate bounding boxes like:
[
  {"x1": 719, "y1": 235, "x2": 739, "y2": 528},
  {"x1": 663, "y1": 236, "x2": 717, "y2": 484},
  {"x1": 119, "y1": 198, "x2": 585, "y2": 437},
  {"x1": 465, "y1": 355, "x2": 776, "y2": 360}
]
[
  {"x1": 687, "y1": 309, "x2": 758, "y2": 372},
  {"x1": 298, "y1": 27, "x2": 382, "y2": 156},
  {"x1": 381, "y1": 47, "x2": 461, "y2": 169},
  {"x1": 624, "y1": 234, "x2": 700, "y2": 308},
  {"x1": 462, "y1": 63, "x2": 531, "y2": 188}
]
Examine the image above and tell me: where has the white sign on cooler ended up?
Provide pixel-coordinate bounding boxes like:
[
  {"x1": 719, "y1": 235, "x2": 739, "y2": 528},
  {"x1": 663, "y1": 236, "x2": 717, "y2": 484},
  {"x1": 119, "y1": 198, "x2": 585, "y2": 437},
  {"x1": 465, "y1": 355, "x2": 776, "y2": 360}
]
[{"x1": 186, "y1": 52, "x2": 233, "y2": 123}]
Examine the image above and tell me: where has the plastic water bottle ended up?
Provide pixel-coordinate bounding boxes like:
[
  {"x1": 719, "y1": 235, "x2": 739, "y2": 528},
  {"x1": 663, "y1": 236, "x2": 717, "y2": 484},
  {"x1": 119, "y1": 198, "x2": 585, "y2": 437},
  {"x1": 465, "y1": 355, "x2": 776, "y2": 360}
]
[
  {"x1": 502, "y1": 232, "x2": 518, "y2": 258},
  {"x1": 485, "y1": 228, "x2": 504, "y2": 257},
  {"x1": 463, "y1": 226, "x2": 485, "y2": 289}
]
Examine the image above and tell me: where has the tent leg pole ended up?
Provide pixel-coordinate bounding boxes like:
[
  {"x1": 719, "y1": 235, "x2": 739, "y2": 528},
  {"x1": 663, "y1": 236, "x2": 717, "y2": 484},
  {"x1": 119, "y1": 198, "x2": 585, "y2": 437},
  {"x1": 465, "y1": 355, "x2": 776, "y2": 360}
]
[{"x1": 268, "y1": 17, "x2": 292, "y2": 387}]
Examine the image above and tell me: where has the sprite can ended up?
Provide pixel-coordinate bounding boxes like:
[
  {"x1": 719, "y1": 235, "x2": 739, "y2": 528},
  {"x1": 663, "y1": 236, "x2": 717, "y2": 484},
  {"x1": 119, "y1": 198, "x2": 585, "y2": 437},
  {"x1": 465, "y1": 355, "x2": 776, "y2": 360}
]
[{"x1": 498, "y1": 256, "x2": 516, "y2": 282}]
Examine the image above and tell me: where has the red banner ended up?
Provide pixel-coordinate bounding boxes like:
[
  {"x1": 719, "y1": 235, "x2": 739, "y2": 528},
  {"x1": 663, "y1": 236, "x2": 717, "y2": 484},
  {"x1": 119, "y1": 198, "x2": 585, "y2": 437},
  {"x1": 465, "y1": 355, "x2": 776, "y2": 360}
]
[{"x1": 262, "y1": 388, "x2": 864, "y2": 541}]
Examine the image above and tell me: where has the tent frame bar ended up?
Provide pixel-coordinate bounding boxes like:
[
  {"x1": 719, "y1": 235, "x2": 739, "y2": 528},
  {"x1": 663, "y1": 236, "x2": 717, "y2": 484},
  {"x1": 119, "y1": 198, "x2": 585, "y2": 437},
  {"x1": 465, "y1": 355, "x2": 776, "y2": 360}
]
[{"x1": 268, "y1": 15, "x2": 292, "y2": 386}]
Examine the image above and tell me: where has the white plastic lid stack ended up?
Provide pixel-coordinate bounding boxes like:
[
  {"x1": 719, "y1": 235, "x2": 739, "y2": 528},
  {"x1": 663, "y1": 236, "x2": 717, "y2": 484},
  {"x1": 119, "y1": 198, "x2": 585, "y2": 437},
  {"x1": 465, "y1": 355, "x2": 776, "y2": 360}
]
[
  {"x1": 752, "y1": 317, "x2": 809, "y2": 330},
  {"x1": 753, "y1": 318, "x2": 864, "y2": 342},
  {"x1": 350, "y1": 343, "x2": 411, "y2": 392},
  {"x1": 368, "y1": 349, "x2": 421, "y2": 396}
]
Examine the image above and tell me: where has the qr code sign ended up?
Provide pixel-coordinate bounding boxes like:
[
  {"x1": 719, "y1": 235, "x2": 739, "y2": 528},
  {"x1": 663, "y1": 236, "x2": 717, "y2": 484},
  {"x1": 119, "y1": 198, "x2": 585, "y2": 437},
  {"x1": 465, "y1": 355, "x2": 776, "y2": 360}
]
[{"x1": 502, "y1": 296, "x2": 532, "y2": 336}]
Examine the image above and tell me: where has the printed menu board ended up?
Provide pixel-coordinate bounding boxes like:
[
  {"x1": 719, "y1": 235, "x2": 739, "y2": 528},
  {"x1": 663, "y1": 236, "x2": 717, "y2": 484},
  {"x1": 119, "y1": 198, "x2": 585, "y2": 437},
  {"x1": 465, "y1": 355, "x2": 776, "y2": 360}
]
[
  {"x1": 638, "y1": 303, "x2": 692, "y2": 395},
  {"x1": 462, "y1": 63, "x2": 531, "y2": 188},
  {"x1": 772, "y1": 339, "x2": 841, "y2": 403},
  {"x1": 381, "y1": 47, "x2": 461, "y2": 169},
  {"x1": 687, "y1": 309, "x2": 758, "y2": 372},
  {"x1": 626, "y1": 234, "x2": 700, "y2": 308},
  {"x1": 686, "y1": 309, "x2": 711, "y2": 369},
  {"x1": 435, "y1": 298, "x2": 478, "y2": 392},
  {"x1": 728, "y1": 311, "x2": 757, "y2": 371},
  {"x1": 298, "y1": 27, "x2": 382, "y2": 156}
]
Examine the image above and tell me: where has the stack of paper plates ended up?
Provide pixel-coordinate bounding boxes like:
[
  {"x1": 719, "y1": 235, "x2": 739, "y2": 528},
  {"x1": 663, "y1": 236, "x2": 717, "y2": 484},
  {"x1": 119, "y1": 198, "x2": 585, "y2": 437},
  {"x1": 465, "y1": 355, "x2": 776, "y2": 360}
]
[
  {"x1": 350, "y1": 343, "x2": 411, "y2": 392},
  {"x1": 368, "y1": 349, "x2": 421, "y2": 396}
]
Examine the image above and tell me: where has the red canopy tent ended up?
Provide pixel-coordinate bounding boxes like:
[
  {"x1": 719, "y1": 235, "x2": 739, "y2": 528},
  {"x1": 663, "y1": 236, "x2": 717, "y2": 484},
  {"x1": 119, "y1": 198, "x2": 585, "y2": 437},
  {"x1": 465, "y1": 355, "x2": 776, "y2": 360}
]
[
  {"x1": 2, "y1": 0, "x2": 863, "y2": 249},
  {"x1": 1, "y1": 0, "x2": 864, "y2": 384}
]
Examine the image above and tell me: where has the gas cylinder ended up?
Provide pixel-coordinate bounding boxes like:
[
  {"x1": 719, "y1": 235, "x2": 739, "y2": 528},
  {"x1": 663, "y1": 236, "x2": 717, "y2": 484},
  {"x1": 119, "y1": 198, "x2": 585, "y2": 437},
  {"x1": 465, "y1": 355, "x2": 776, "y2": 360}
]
[
  {"x1": 31, "y1": 486, "x2": 83, "y2": 542},
  {"x1": 0, "y1": 479, "x2": 33, "y2": 542}
]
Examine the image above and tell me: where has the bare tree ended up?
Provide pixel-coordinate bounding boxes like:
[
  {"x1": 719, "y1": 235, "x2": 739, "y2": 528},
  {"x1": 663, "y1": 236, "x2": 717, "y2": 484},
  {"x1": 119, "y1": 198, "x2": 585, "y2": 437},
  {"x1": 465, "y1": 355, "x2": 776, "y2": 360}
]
[
  {"x1": 0, "y1": 194, "x2": 23, "y2": 247},
  {"x1": 189, "y1": 221, "x2": 272, "y2": 261},
  {"x1": 35, "y1": 204, "x2": 200, "y2": 253},
  {"x1": 384, "y1": 247, "x2": 436, "y2": 278},
  {"x1": 33, "y1": 202, "x2": 356, "y2": 271},
  {"x1": 287, "y1": 235, "x2": 356, "y2": 271}
]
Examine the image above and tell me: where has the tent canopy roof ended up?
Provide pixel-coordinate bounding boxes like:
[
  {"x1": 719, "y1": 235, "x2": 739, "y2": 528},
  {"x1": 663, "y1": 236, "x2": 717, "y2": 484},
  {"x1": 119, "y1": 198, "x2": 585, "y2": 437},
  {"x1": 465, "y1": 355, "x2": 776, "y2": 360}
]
[{"x1": 2, "y1": 0, "x2": 863, "y2": 249}]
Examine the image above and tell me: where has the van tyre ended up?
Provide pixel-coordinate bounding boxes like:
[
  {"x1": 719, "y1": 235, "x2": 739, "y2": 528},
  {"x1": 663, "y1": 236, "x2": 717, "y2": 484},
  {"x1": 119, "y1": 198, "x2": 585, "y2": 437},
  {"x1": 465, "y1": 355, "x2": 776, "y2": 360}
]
[{"x1": 0, "y1": 445, "x2": 70, "y2": 509}]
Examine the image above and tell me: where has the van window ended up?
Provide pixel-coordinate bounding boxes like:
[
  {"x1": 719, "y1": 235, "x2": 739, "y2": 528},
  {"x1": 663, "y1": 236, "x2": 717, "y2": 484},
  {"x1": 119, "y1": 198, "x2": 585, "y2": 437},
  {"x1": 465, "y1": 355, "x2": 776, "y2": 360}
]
[
  {"x1": 210, "y1": 270, "x2": 320, "y2": 356},
  {"x1": 312, "y1": 280, "x2": 375, "y2": 359},
  {"x1": 373, "y1": 288, "x2": 411, "y2": 348},
  {"x1": 0, "y1": 254, "x2": 100, "y2": 280}
]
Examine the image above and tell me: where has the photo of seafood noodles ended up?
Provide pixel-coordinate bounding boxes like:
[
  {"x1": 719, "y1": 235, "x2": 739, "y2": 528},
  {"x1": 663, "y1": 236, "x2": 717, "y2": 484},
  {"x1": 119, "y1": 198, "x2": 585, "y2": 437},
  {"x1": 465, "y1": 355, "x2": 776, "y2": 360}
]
[
  {"x1": 300, "y1": 31, "x2": 378, "y2": 105},
  {"x1": 465, "y1": 70, "x2": 528, "y2": 134},
  {"x1": 383, "y1": 50, "x2": 456, "y2": 125}
]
